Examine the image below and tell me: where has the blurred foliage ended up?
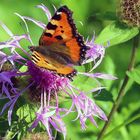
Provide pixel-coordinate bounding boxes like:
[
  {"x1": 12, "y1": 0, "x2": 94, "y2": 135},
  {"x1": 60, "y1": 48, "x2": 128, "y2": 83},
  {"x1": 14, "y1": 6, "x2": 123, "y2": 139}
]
[{"x1": 0, "y1": 0, "x2": 140, "y2": 140}]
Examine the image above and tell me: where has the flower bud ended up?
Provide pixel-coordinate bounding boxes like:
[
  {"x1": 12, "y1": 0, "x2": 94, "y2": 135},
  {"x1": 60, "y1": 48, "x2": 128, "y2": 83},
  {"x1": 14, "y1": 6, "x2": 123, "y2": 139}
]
[{"x1": 120, "y1": 0, "x2": 140, "y2": 27}]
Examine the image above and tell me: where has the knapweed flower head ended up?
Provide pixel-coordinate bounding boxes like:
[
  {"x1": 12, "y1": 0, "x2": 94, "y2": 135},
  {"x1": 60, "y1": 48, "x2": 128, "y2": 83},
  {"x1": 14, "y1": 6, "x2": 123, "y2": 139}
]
[
  {"x1": 0, "y1": 4, "x2": 117, "y2": 140},
  {"x1": 120, "y1": 0, "x2": 140, "y2": 27}
]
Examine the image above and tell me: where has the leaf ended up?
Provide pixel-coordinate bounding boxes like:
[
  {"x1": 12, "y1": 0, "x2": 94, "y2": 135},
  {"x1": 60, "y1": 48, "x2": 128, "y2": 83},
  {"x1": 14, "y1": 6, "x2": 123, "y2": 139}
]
[
  {"x1": 95, "y1": 11, "x2": 117, "y2": 21},
  {"x1": 101, "y1": 56, "x2": 116, "y2": 88},
  {"x1": 126, "y1": 66, "x2": 140, "y2": 85},
  {"x1": 73, "y1": 64, "x2": 105, "y2": 94},
  {"x1": 94, "y1": 89, "x2": 114, "y2": 102},
  {"x1": 16, "y1": 104, "x2": 36, "y2": 123},
  {"x1": 95, "y1": 22, "x2": 139, "y2": 46},
  {"x1": 102, "y1": 12, "x2": 117, "y2": 20},
  {"x1": 19, "y1": 65, "x2": 27, "y2": 72},
  {"x1": 104, "y1": 113, "x2": 140, "y2": 139}
]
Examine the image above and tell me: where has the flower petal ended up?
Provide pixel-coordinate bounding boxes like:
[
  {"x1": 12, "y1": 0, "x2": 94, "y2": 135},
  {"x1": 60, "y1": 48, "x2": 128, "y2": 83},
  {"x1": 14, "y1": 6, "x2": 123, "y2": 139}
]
[
  {"x1": 87, "y1": 87, "x2": 106, "y2": 94},
  {"x1": 0, "y1": 22, "x2": 14, "y2": 36},
  {"x1": 20, "y1": 16, "x2": 46, "y2": 29},
  {"x1": 15, "y1": 13, "x2": 34, "y2": 45},
  {"x1": 36, "y1": 4, "x2": 52, "y2": 21},
  {"x1": 8, "y1": 97, "x2": 18, "y2": 125},
  {"x1": 79, "y1": 72, "x2": 117, "y2": 80}
]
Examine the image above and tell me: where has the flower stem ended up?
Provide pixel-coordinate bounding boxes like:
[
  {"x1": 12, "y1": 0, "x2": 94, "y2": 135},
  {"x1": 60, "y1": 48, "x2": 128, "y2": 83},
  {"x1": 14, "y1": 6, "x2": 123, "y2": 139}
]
[{"x1": 97, "y1": 34, "x2": 139, "y2": 140}]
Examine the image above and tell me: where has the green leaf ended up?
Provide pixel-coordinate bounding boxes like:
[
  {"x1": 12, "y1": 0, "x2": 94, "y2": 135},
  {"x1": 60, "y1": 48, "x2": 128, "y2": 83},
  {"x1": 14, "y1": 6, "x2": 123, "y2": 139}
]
[
  {"x1": 19, "y1": 65, "x2": 27, "y2": 72},
  {"x1": 95, "y1": 22, "x2": 139, "y2": 46},
  {"x1": 5, "y1": 130, "x2": 18, "y2": 140},
  {"x1": 101, "y1": 56, "x2": 116, "y2": 89},
  {"x1": 73, "y1": 65, "x2": 96, "y2": 92},
  {"x1": 16, "y1": 104, "x2": 36, "y2": 123},
  {"x1": 126, "y1": 66, "x2": 140, "y2": 85},
  {"x1": 95, "y1": 11, "x2": 117, "y2": 21},
  {"x1": 73, "y1": 73, "x2": 101, "y2": 94},
  {"x1": 102, "y1": 12, "x2": 117, "y2": 20},
  {"x1": 104, "y1": 113, "x2": 140, "y2": 139},
  {"x1": 94, "y1": 89, "x2": 114, "y2": 102}
]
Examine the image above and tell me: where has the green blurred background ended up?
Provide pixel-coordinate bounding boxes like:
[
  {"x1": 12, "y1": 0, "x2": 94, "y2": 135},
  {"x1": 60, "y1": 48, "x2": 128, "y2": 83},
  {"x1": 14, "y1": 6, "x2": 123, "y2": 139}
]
[{"x1": 0, "y1": 0, "x2": 140, "y2": 140}]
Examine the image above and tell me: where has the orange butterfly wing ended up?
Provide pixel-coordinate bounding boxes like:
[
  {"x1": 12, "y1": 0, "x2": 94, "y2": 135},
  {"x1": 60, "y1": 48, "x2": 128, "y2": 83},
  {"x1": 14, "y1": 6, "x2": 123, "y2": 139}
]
[
  {"x1": 31, "y1": 49, "x2": 76, "y2": 78},
  {"x1": 39, "y1": 7, "x2": 74, "y2": 45},
  {"x1": 39, "y1": 6, "x2": 88, "y2": 65},
  {"x1": 31, "y1": 6, "x2": 88, "y2": 78}
]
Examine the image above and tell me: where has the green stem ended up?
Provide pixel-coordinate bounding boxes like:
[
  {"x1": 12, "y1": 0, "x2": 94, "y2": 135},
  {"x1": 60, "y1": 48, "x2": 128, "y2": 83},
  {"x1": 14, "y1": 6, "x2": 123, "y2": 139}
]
[{"x1": 97, "y1": 34, "x2": 139, "y2": 140}]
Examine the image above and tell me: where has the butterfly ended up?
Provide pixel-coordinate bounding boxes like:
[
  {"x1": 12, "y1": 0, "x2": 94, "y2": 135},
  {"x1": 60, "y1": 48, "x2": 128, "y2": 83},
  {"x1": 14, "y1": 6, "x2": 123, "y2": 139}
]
[{"x1": 30, "y1": 5, "x2": 88, "y2": 79}]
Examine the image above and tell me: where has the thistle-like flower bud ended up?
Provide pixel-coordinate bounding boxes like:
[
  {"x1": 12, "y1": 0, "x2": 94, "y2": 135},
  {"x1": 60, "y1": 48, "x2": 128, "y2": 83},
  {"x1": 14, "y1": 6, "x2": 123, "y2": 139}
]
[{"x1": 120, "y1": 0, "x2": 140, "y2": 27}]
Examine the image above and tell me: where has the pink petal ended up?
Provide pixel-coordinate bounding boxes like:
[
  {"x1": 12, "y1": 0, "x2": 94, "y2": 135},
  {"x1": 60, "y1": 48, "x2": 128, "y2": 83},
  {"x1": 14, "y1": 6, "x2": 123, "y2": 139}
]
[
  {"x1": 22, "y1": 16, "x2": 46, "y2": 29},
  {"x1": 0, "y1": 22, "x2": 13, "y2": 36},
  {"x1": 79, "y1": 72, "x2": 117, "y2": 80},
  {"x1": 36, "y1": 4, "x2": 52, "y2": 21}
]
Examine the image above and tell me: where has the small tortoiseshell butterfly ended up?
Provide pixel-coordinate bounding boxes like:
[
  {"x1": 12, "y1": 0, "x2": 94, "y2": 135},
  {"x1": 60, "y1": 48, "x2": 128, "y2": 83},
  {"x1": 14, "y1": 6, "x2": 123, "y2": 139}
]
[{"x1": 30, "y1": 6, "x2": 88, "y2": 79}]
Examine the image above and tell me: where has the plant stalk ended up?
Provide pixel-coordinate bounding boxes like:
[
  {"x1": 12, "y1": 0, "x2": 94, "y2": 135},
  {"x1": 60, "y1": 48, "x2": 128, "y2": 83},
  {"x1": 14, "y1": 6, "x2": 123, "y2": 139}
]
[{"x1": 97, "y1": 34, "x2": 139, "y2": 140}]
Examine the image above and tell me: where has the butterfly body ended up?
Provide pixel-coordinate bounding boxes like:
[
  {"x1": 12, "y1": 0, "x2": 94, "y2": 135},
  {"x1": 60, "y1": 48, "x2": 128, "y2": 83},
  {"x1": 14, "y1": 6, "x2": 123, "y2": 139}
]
[{"x1": 30, "y1": 6, "x2": 88, "y2": 79}]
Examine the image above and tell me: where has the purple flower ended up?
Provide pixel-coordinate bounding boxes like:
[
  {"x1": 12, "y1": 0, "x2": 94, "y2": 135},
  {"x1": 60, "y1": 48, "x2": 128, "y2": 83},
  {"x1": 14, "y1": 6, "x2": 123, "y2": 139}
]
[
  {"x1": 0, "y1": 23, "x2": 32, "y2": 125},
  {"x1": 29, "y1": 91, "x2": 66, "y2": 140},
  {"x1": 70, "y1": 92, "x2": 108, "y2": 129},
  {"x1": 27, "y1": 61, "x2": 69, "y2": 93},
  {"x1": 0, "y1": 70, "x2": 18, "y2": 99},
  {"x1": 0, "y1": 70, "x2": 32, "y2": 125},
  {"x1": 0, "y1": 4, "x2": 117, "y2": 139},
  {"x1": 83, "y1": 36, "x2": 106, "y2": 71},
  {"x1": 29, "y1": 107, "x2": 66, "y2": 140}
]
